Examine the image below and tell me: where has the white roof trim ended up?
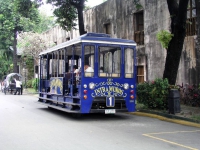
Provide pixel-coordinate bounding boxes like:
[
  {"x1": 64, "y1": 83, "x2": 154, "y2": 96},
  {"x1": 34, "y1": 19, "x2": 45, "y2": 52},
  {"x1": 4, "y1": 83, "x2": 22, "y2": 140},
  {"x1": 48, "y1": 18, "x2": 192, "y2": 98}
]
[{"x1": 39, "y1": 40, "x2": 136, "y2": 55}]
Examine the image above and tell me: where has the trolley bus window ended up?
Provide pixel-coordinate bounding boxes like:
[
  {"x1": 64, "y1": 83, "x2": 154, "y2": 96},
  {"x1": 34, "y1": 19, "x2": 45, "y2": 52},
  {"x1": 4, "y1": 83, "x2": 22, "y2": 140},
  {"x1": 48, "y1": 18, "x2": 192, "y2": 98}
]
[
  {"x1": 99, "y1": 46, "x2": 121, "y2": 77},
  {"x1": 59, "y1": 50, "x2": 65, "y2": 77},
  {"x1": 65, "y1": 45, "x2": 82, "y2": 73},
  {"x1": 41, "y1": 58, "x2": 47, "y2": 79},
  {"x1": 49, "y1": 53, "x2": 58, "y2": 77},
  {"x1": 125, "y1": 48, "x2": 134, "y2": 78},
  {"x1": 84, "y1": 46, "x2": 94, "y2": 77}
]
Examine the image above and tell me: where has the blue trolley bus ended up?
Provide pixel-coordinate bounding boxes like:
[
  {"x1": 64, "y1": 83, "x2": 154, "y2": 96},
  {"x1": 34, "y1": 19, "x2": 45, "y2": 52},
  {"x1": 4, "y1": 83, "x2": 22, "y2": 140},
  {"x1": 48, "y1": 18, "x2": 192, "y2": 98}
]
[{"x1": 38, "y1": 33, "x2": 137, "y2": 114}]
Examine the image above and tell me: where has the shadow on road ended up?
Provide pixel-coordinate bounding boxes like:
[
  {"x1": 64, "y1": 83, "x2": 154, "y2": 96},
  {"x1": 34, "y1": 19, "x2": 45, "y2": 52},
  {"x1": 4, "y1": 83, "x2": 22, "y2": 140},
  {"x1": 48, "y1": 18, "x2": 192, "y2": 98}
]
[{"x1": 38, "y1": 107, "x2": 132, "y2": 121}]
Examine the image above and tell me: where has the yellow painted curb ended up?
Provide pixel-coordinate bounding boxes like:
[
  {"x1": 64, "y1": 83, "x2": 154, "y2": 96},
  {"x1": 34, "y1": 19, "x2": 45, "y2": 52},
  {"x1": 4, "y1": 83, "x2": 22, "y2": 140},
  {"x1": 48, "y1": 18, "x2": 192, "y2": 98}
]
[{"x1": 129, "y1": 112, "x2": 200, "y2": 128}]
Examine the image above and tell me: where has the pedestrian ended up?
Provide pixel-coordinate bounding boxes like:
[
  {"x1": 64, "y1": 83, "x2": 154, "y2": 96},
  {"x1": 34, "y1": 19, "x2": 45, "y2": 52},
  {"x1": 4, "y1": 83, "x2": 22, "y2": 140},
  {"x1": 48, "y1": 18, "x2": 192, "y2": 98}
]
[
  {"x1": 20, "y1": 84, "x2": 23, "y2": 95},
  {"x1": 14, "y1": 78, "x2": 22, "y2": 95}
]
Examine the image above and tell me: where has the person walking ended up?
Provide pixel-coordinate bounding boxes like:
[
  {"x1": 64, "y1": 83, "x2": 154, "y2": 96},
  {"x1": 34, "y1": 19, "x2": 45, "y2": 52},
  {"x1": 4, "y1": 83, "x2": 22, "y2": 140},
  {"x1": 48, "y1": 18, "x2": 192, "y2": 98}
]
[{"x1": 14, "y1": 78, "x2": 22, "y2": 95}]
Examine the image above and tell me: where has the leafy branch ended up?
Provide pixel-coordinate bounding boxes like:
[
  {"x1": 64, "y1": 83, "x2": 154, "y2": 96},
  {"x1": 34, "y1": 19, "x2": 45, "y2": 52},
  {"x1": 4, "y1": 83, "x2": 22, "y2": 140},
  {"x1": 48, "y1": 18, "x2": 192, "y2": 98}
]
[{"x1": 156, "y1": 30, "x2": 173, "y2": 49}]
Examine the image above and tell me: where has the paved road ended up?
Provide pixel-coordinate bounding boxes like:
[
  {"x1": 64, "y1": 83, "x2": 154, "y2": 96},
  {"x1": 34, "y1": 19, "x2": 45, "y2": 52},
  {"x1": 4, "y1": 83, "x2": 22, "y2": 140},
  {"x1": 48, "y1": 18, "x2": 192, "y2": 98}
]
[{"x1": 0, "y1": 92, "x2": 200, "y2": 150}]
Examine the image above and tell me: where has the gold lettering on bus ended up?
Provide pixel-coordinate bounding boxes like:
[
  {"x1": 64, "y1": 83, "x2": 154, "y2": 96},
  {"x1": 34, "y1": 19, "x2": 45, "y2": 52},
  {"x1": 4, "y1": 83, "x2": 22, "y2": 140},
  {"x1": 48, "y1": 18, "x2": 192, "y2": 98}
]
[{"x1": 93, "y1": 85, "x2": 124, "y2": 96}]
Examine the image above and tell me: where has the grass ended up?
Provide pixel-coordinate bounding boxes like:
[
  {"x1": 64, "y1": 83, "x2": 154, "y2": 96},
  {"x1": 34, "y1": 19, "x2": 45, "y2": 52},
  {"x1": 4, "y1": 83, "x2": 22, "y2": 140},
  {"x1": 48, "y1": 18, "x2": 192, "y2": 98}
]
[
  {"x1": 136, "y1": 103, "x2": 148, "y2": 110},
  {"x1": 136, "y1": 103, "x2": 168, "y2": 113},
  {"x1": 191, "y1": 115, "x2": 200, "y2": 122},
  {"x1": 25, "y1": 88, "x2": 37, "y2": 94}
]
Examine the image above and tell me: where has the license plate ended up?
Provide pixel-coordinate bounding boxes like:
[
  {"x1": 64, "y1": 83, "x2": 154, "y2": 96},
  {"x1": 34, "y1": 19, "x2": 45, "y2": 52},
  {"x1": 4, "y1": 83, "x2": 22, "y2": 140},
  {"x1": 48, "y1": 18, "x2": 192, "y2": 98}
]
[{"x1": 105, "y1": 109, "x2": 116, "y2": 114}]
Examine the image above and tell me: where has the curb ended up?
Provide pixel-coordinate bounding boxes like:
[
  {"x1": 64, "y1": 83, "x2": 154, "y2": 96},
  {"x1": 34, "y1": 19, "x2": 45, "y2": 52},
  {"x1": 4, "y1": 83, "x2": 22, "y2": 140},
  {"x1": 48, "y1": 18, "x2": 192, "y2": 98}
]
[{"x1": 129, "y1": 110, "x2": 200, "y2": 128}]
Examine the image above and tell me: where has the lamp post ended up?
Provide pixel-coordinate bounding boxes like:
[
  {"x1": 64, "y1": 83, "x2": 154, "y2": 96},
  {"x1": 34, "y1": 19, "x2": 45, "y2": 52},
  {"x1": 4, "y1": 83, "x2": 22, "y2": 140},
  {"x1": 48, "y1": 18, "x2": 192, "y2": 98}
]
[{"x1": 23, "y1": 62, "x2": 26, "y2": 89}]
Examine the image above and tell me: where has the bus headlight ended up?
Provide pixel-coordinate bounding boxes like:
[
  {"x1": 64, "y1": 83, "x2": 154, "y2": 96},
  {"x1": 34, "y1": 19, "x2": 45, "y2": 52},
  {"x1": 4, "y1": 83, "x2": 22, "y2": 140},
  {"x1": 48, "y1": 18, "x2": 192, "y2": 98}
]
[
  {"x1": 89, "y1": 82, "x2": 95, "y2": 90},
  {"x1": 124, "y1": 83, "x2": 129, "y2": 89},
  {"x1": 130, "y1": 85, "x2": 134, "y2": 88},
  {"x1": 83, "y1": 84, "x2": 87, "y2": 88}
]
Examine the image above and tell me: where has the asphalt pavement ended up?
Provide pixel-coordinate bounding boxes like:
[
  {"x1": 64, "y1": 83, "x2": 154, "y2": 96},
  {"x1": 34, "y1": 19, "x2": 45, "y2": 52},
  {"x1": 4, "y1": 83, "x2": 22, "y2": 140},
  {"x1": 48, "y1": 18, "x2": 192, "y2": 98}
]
[{"x1": 22, "y1": 89, "x2": 200, "y2": 128}]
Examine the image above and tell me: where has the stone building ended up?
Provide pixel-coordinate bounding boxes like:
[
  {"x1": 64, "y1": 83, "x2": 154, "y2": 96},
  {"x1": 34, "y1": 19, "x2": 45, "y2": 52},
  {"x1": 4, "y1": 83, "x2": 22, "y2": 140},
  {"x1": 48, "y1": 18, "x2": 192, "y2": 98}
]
[
  {"x1": 40, "y1": 0, "x2": 199, "y2": 85},
  {"x1": 83, "y1": 0, "x2": 199, "y2": 85}
]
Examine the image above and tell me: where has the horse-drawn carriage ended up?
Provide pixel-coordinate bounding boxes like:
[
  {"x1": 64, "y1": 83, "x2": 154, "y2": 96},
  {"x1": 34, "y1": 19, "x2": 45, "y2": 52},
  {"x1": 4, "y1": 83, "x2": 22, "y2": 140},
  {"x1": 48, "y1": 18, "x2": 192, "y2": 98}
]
[{"x1": 2, "y1": 73, "x2": 22, "y2": 95}]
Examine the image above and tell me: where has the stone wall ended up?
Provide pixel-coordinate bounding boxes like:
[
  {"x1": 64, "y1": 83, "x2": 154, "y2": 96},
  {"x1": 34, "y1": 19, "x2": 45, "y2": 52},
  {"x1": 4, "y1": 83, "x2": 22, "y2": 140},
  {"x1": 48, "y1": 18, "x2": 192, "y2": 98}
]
[
  {"x1": 84, "y1": 0, "x2": 169, "y2": 82},
  {"x1": 41, "y1": 25, "x2": 79, "y2": 45}
]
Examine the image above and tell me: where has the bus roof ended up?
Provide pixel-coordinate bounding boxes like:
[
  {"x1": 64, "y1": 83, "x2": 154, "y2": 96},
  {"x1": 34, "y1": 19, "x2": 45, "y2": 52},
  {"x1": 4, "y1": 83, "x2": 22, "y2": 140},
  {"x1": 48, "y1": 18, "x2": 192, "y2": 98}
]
[{"x1": 39, "y1": 33, "x2": 136, "y2": 55}]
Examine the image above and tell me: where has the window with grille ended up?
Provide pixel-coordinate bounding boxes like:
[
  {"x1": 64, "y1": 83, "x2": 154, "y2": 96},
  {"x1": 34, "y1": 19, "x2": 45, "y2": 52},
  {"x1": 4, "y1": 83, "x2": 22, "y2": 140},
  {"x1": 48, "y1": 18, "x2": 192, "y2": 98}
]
[
  {"x1": 134, "y1": 11, "x2": 144, "y2": 45},
  {"x1": 186, "y1": 0, "x2": 196, "y2": 36},
  {"x1": 137, "y1": 66, "x2": 144, "y2": 83}
]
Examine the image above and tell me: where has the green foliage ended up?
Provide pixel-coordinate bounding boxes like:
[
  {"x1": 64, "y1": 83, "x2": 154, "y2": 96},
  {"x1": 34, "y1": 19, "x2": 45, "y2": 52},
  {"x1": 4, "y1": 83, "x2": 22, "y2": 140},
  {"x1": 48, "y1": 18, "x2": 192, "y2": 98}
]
[
  {"x1": 33, "y1": 13, "x2": 55, "y2": 33},
  {"x1": 137, "y1": 78, "x2": 169, "y2": 109},
  {"x1": 26, "y1": 79, "x2": 33, "y2": 88},
  {"x1": 49, "y1": 0, "x2": 77, "y2": 31},
  {"x1": 32, "y1": 78, "x2": 39, "y2": 91},
  {"x1": 168, "y1": 84, "x2": 179, "y2": 89},
  {"x1": 156, "y1": 30, "x2": 173, "y2": 49},
  {"x1": 24, "y1": 56, "x2": 34, "y2": 80},
  {"x1": 47, "y1": 0, "x2": 86, "y2": 35},
  {"x1": 191, "y1": 115, "x2": 200, "y2": 122},
  {"x1": 132, "y1": 0, "x2": 143, "y2": 10},
  {"x1": 0, "y1": 0, "x2": 41, "y2": 73},
  {"x1": 0, "y1": 56, "x2": 13, "y2": 79},
  {"x1": 25, "y1": 78, "x2": 39, "y2": 91},
  {"x1": 20, "y1": 12, "x2": 55, "y2": 33},
  {"x1": 17, "y1": 32, "x2": 55, "y2": 64}
]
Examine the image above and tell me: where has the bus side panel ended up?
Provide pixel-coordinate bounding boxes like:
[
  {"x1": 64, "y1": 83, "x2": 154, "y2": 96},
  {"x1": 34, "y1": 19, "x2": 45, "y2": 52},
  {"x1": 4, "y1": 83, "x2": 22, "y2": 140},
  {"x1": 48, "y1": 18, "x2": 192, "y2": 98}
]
[
  {"x1": 80, "y1": 78, "x2": 94, "y2": 113},
  {"x1": 124, "y1": 79, "x2": 137, "y2": 112}
]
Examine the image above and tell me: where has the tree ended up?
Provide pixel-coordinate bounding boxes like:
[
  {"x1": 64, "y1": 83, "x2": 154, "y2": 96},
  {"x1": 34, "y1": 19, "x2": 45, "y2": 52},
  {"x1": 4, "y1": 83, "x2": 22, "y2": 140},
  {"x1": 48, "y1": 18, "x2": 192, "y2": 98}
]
[
  {"x1": 163, "y1": 0, "x2": 189, "y2": 85},
  {"x1": 195, "y1": 0, "x2": 200, "y2": 82},
  {"x1": 17, "y1": 31, "x2": 55, "y2": 63},
  {"x1": 0, "y1": 0, "x2": 40, "y2": 73},
  {"x1": 46, "y1": 0, "x2": 86, "y2": 35},
  {"x1": 17, "y1": 31, "x2": 55, "y2": 80},
  {"x1": 21, "y1": 12, "x2": 55, "y2": 33},
  {"x1": 0, "y1": 51, "x2": 13, "y2": 78},
  {"x1": 33, "y1": 13, "x2": 55, "y2": 33},
  {"x1": 0, "y1": 1, "x2": 15, "y2": 57}
]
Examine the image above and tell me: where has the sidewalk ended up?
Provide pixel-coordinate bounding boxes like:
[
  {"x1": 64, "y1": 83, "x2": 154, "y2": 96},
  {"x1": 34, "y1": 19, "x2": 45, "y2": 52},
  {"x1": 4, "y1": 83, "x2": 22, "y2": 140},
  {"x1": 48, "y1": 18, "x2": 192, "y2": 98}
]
[{"x1": 130, "y1": 104, "x2": 200, "y2": 128}]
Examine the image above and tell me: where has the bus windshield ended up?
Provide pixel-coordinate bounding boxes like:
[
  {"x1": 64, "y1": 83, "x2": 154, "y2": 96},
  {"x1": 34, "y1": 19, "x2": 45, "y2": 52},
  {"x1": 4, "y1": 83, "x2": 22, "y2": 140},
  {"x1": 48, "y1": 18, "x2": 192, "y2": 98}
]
[{"x1": 98, "y1": 46, "x2": 121, "y2": 77}]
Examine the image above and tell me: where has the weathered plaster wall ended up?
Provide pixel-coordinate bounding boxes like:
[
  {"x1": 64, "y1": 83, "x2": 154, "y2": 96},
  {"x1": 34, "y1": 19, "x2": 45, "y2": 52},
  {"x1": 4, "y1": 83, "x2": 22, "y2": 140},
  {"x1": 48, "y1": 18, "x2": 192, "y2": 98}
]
[
  {"x1": 84, "y1": 0, "x2": 135, "y2": 39},
  {"x1": 41, "y1": 25, "x2": 79, "y2": 45},
  {"x1": 84, "y1": 0, "x2": 169, "y2": 82},
  {"x1": 177, "y1": 36, "x2": 197, "y2": 85},
  {"x1": 84, "y1": 0, "x2": 198, "y2": 85},
  {"x1": 143, "y1": 0, "x2": 170, "y2": 81}
]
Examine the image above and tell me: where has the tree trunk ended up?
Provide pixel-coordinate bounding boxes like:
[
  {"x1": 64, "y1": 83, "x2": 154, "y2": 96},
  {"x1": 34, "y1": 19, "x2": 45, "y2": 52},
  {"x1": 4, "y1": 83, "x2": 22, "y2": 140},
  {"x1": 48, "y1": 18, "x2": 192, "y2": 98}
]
[
  {"x1": 195, "y1": 0, "x2": 200, "y2": 83},
  {"x1": 77, "y1": 0, "x2": 86, "y2": 35},
  {"x1": 163, "y1": 0, "x2": 189, "y2": 85},
  {"x1": 13, "y1": 28, "x2": 18, "y2": 73}
]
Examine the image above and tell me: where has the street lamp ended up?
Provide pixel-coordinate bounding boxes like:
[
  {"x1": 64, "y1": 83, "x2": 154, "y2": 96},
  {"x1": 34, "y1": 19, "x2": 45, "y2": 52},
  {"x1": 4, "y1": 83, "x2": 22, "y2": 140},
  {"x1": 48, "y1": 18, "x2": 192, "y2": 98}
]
[{"x1": 23, "y1": 62, "x2": 26, "y2": 89}]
